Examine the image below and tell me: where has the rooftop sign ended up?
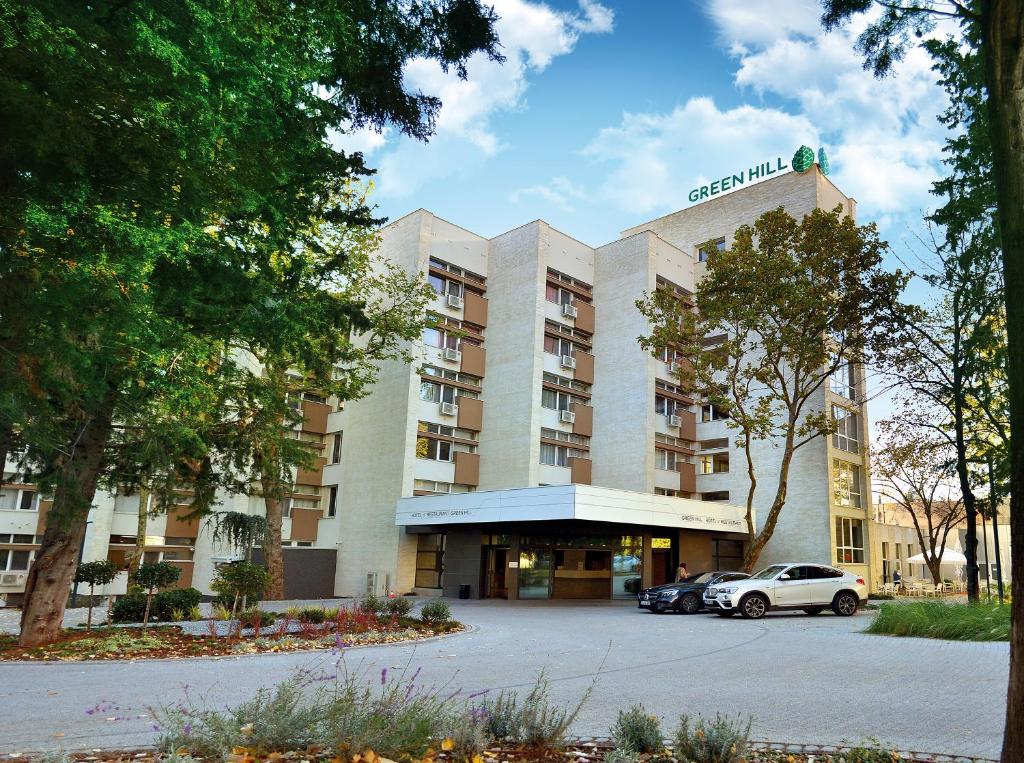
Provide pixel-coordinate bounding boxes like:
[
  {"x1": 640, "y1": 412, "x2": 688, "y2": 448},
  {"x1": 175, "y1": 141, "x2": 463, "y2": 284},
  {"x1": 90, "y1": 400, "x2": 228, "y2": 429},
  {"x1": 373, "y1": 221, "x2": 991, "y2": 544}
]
[{"x1": 687, "y1": 145, "x2": 829, "y2": 204}]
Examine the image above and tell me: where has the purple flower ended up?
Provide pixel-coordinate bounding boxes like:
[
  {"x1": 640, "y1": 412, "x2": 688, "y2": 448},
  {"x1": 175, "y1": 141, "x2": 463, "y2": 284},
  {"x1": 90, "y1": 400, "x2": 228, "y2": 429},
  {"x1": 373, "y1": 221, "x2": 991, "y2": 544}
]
[
  {"x1": 152, "y1": 724, "x2": 161, "y2": 732},
  {"x1": 183, "y1": 723, "x2": 192, "y2": 736},
  {"x1": 380, "y1": 668, "x2": 388, "y2": 685}
]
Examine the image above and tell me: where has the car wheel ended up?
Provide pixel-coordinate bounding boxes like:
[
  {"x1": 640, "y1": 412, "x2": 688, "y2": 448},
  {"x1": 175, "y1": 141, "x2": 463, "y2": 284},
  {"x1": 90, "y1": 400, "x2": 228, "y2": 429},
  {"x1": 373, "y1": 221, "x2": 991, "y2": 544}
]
[
  {"x1": 832, "y1": 592, "x2": 859, "y2": 616},
  {"x1": 803, "y1": 607, "x2": 824, "y2": 615},
  {"x1": 677, "y1": 593, "x2": 701, "y2": 614},
  {"x1": 740, "y1": 594, "x2": 768, "y2": 619},
  {"x1": 715, "y1": 611, "x2": 734, "y2": 617}
]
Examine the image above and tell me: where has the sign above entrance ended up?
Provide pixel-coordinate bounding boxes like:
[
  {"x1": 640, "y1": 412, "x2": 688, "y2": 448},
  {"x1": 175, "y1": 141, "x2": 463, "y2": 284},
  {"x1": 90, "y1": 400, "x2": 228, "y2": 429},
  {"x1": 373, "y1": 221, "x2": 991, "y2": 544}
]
[{"x1": 686, "y1": 144, "x2": 831, "y2": 204}]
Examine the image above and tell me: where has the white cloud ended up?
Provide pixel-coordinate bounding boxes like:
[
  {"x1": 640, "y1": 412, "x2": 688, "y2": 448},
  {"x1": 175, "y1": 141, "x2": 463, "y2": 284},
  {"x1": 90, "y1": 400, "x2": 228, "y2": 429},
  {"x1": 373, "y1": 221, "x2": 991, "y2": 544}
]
[
  {"x1": 329, "y1": 126, "x2": 391, "y2": 157},
  {"x1": 369, "y1": 0, "x2": 614, "y2": 198},
  {"x1": 509, "y1": 176, "x2": 588, "y2": 212}
]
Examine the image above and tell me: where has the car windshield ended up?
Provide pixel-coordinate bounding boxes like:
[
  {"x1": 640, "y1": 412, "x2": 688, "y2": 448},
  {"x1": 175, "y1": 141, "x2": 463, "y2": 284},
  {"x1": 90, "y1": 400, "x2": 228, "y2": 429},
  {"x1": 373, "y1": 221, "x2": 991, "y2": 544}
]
[
  {"x1": 686, "y1": 573, "x2": 714, "y2": 584},
  {"x1": 750, "y1": 564, "x2": 789, "y2": 580}
]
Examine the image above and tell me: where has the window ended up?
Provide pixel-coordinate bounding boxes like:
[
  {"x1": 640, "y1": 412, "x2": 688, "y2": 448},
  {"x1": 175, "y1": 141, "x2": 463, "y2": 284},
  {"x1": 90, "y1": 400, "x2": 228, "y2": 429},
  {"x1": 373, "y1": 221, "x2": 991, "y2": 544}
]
[
  {"x1": 540, "y1": 443, "x2": 583, "y2": 467},
  {"x1": 655, "y1": 395, "x2": 677, "y2": 417},
  {"x1": 655, "y1": 488, "x2": 678, "y2": 497},
  {"x1": 699, "y1": 453, "x2": 730, "y2": 474},
  {"x1": 422, "y1": 326, "x2": 459, "y2": 350},
  {"x1": 545, "y1": 284, "x2": 574, "y2": 306},
  {"x1": 423, "y1": 365, "x2": 482, "y2": 387},
  {"x1": 835, "y1": 517, "x2": 865, "y2": 564},
  {"x1": 698, "y1": 238, "x2": 726, "y2": 262},
  {"x1": 542, "y1": 372, "x2": 589, "y2": 393},
  {"x1": 416, "y1": 437, "x2": 452, "y2": 462},
  {"x1": 701, "y1": 403, "x2": 729, "y2": 422},
  {"x1": 832, "y1": 459, "x2": 863, "y2": 508},
  {"x1": 540, "y1": 428, "x2": 588, "y2": 446},
  {"x1": 419, "y1": 381, "x2": 456, "y2": 404},
  {"x1": 18, "y1": 490, "x2": 36, "y2": 511},
  {"x1": 655, "y1": 432, "x2": 689, "y2": 448},
  {"x1": 327, "y1": 486, "x2": 337, "y2": 518},
  {"x1": 701, "y1": 491, "x2": 730, "y2": 501},
  {"x1": 712, "y1": 539, "x2": 744, "y2": 571},
  {"x1": 0, "y1": 548, "x2": 31, "y2": 571},
  {"x1": 832, "y1": 405, "x2": 860, "y2": 453},
  {"x1": 541, "y1": 388, "x2": 576, "y2": 411},
  {"x1": 414, "y1": 480, "x2": 474, "y2": 494},
  {"x1": 415, "y1": 534, "x2": 445, "y2": 588},
  {"x1": 655, "y1": 448, "x2": 679, "y2": 471},
  {"x1": 830, "y1": 362, "x2": 858, "y2": 399},
  {"x1": 543, "y1": 334, "x2": 574, "y2": 357},
  {"x1": 331, "y1": 433, "x2": 343, "y2": 464}
]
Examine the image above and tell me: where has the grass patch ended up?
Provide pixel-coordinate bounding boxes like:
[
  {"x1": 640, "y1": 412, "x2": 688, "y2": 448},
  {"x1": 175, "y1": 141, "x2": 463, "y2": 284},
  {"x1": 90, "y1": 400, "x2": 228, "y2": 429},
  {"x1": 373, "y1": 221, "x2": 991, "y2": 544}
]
[{"x1": 865, "y1": 601, "x2": 1010, "y2": 641}]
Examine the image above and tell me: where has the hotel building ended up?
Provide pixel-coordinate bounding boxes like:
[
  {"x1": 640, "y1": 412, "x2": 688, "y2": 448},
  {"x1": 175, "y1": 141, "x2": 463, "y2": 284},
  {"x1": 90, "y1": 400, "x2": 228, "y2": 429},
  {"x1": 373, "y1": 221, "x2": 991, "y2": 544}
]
[{"x1": 0, "y1": 162, "x2": 874, "y2": 604}]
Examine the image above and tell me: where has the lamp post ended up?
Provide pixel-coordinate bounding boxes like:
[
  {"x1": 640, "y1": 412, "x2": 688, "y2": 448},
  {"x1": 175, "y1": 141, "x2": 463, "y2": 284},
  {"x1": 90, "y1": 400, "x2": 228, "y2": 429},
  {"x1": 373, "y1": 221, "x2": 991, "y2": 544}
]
[{"x1": 69, "y1": 520, "x2": 92, "y2": 609}]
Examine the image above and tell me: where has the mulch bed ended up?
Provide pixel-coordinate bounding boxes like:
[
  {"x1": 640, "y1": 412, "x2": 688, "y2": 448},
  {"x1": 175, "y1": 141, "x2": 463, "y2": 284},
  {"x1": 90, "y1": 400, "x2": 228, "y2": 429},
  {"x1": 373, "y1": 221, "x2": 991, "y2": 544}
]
[{"x1": 0, "y1": 621, "x2": 463, "y2": 662}]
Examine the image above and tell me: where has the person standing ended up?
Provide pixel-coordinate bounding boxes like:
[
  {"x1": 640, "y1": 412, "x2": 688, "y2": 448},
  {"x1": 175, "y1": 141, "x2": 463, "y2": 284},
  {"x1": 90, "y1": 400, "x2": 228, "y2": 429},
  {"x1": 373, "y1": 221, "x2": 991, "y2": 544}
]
[{"x1": 675, "y1": 561, "x2": 689, "y2": 582}]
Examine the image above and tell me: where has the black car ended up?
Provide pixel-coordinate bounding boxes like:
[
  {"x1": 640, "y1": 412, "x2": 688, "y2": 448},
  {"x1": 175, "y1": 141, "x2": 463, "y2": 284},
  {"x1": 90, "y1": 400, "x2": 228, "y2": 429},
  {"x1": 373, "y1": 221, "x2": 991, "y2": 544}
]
[{"x1": 637, "y1": 571, "x2": 750, "y2": 614}]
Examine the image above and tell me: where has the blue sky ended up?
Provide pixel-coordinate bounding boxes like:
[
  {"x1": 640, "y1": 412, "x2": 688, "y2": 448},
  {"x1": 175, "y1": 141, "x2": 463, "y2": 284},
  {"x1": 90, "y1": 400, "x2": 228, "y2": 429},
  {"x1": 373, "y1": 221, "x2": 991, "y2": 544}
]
[{"x1": 340, "y1": 0, "x2": 952, "y2": 254}]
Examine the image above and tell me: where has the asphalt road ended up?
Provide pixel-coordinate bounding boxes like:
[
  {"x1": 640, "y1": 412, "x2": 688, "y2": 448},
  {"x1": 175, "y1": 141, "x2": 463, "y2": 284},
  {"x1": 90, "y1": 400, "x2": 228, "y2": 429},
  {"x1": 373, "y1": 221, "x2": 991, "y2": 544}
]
[{"x1": 0, "y1": 600, "x2": 1008, "y2": 758}]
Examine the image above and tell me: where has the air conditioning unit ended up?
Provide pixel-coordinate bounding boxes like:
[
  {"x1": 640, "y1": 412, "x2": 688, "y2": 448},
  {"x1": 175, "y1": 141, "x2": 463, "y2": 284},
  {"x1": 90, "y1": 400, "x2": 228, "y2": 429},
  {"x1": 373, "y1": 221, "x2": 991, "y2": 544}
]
[
  {"x1": 668, "y1": 414, "x2": 682, "y2": 427},
  {"x1": 366, "y1": 571, "x2": 389, "y2": 597},
  {"x1": 0, "y1": 572, "x2": 26, "y2": 587},
  {"x1": 562, "y1": 302, "x2": 578, "y2": 319},
  {"x1": 561, "y1": 354, "x2": 576, "y2": 370},
  {"x1": 440, "y1": 401, "x2": 459, "y2": 416},
  {"x1": 446, "y1": 294, "x2": 464, "y2": 309},
  {"x1": 560, "y1": 410, "x2": 576, "y2": 424},
  {"x1": 442, "y1": 347, "x2": 462, "y2": 363}
]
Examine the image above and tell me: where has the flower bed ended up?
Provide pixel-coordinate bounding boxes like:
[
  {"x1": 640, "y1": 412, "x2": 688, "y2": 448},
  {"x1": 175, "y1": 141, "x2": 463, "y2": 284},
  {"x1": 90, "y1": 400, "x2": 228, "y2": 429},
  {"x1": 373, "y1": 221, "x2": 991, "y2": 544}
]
[{"x1": 0, "y1": 607, "x2": 462, "y2": 662}]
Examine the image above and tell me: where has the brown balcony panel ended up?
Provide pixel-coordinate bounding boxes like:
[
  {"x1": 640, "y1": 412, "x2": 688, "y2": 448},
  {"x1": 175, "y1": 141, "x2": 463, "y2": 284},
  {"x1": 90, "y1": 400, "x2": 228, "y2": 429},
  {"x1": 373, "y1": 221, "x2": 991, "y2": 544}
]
[
  {"x1": 574, "y1": 300, "x2": 595, "y2": 334},
  {"x1": 301, "y1": 400, "x2": 331, "y2": 434},
  {"x1": 464, "y1": 291, "x2": 489, "y2": 327},
  {"x1": 460, "y1": 343, "x2": 486, "y2": 377},
  {"x1": 166, "y1": 561, "x2": 195, "y2": 589},
  {"x1": 36, "y1": 499, "x2": 52, "y2": 535},
  {"x1": 678, "y1": 462, "x2": 697, "y2": 494},
  {"x1": 679, "y1": 410, "x2": 697, "y2": 441},
  {"x1": 569, "y1": 456, "x2": 592, "y2": 485},
  {"x1": 454, "y1": 451, "x2": 480, "y2": 486},
  {"x1": 296, "y1": 457, "x2": 327, "y2": 487},
  {"x1": 573, "y1": 350, "x2": 594, "y2": 385},
  {"x1": 165, "y1": 509, "x2": 200, "y2": 539},
  {"x1": 290, "y1": 507, "x2": 322, "y2": 541},
  {"x1": 571, "y1": 402, "x2": 593, "y2": 438},
  {"x1": 457, "y1": 396, "x2": 484, "y2": 431}
]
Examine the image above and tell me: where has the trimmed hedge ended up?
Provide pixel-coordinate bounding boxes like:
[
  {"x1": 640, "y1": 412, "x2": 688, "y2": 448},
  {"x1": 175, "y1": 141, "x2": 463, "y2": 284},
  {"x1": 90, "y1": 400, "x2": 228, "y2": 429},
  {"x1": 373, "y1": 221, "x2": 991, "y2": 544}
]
[{"x1": 112, "y1": 587, "x2": 203, "y2": 623}]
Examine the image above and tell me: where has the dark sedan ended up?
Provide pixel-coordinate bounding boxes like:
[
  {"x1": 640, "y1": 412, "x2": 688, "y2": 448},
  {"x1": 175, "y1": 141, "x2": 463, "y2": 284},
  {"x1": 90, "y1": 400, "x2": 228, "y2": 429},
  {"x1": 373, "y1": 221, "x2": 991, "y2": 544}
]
[{"x1": 637, "y1": 571, "x2": 750, "y2": 614}]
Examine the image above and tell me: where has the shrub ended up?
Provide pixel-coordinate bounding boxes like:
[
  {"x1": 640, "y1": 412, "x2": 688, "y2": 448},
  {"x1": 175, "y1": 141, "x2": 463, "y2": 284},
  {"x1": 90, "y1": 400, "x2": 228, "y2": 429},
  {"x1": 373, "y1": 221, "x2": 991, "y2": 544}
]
[
  {"x1": 132, "y1": 562, "x2": 182, "y2": 630},
  {"x1": 866, "y1": 601, "x2": 1010, "y2": 641},
  {"x1": 210, "y1": 561, "x2": 271, "y2": 612},
  {"x1": 385, "y1": 596, "x2": 413, "y2": 618},
  {"x1": 241, "y1": 609, "x2": 276, "y2": 628},
  {"x1": 441, "y1": 707, "x2": 491, "y2": 759},
  {"x1": 610, "y1": 705, "x2": 663, "y2": 755},
  {"x1": 111, "y1": 588, "x2": 202, "y2": 623},
  {"x1": 672, "y1": 714, "x2": 751, "y2": 763},
  {"x1": 420, "y1": 599, "x2": 451, "y2": 625},
  {"x1": 74, "y1": 560, "x2": 119, "y2": 629},
  {"x1": 299, "y1": 607, "x2": 328, "y2": 624},
  {"x1": 481, "y1": 671, "x2": 588, "y2": 750},
  {"x1": 834, "y1": 743, "x2": 907, "y2": 762},
  {"x1": 359, "y1": 594, "x2": 386, "y2": 617},
  {"x1": 868, "y1": 592, "x2": 895, "y2": 600}
]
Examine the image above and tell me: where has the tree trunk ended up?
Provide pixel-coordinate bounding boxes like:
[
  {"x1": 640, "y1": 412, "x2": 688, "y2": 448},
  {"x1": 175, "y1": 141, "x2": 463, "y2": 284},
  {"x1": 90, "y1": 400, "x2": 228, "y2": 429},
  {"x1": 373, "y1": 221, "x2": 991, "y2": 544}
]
[
  {"x1": 926, "y1": 559, "x2": 941, "y2": 586},
  {"x1": 18, "y1": 389, "x2": 117, "y2": 648},
  {"x1": 142, "y1": 590, "x2": 153, "y2": 633},
  {"x1": 86, "y1": 583, "x2": 94, "y2": 630},
  {"x1": 127, "y1": 484, "x2": 149, "y2": 579},
  {"x1": 983, "y1": 4, "x2": 1024, "y2": 761},
  {"x1": 742, "y1": 431, "x2": 796, "y2": 571},
  {"x1": 262, "y1": 482, "x2": 285, "y2": 601}
]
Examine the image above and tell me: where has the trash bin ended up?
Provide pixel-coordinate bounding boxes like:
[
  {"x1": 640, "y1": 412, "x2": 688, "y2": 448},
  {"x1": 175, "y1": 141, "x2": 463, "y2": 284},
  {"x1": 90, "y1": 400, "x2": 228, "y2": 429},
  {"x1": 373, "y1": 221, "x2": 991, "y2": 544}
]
[{"x1": 458, "y1": 584, "x2": 471, "y2": 599}]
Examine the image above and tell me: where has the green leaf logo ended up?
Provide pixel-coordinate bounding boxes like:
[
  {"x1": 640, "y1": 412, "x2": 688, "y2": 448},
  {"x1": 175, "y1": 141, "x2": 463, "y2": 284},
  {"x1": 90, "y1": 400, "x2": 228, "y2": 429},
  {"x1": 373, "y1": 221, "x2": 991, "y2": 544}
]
[
  {"x1": 792, "y1": 145, "x2": 814, "y2": 173},
  {"x1": 817, "y1": 147, "x2": 830, "y2": 175}
]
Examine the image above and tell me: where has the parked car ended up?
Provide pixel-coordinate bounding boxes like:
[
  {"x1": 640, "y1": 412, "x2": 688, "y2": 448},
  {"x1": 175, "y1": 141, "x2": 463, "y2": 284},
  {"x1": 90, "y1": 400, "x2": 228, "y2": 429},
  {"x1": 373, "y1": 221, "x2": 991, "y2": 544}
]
[
  {"x1": 702, "y1": 562, "x2": 867, "y2": 619},
  {"x1": 638, "y1": 571, "x2": 750, "y2": 614}
]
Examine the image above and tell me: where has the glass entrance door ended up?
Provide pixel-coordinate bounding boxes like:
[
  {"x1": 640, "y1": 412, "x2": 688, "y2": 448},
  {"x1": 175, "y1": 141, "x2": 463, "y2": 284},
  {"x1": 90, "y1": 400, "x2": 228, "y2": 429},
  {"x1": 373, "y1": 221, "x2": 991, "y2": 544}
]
[
  {"x1": 518, "y1": 548, "x2": 553, "y2": 599},
  {"x1": 485, "y1": 547, "x2": 509, "y2": 598}
]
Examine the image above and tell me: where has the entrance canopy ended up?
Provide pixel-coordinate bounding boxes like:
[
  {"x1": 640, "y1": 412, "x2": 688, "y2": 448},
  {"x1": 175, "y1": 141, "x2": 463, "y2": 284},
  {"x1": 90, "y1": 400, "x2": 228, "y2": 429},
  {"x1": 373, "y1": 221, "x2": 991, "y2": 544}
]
[
  {"x1": 396, "y1": 484, "x2": 749, "y2": 533},
  {"x1": 906, "y1": 548, "x2": 967, "y2": 565}
]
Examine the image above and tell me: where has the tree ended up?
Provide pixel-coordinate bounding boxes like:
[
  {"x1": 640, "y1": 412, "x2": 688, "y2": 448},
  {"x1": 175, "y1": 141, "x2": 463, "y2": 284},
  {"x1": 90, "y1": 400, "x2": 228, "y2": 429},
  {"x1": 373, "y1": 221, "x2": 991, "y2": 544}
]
[
  {"x1": 873, "y1": 419, "x2": 967, "y2": 584},
  {"x1": 1, "y1": 0, "x2": 501, "y2": 648},
  {"x1": 638, "y1": 206, "x2": 907, "y2": 571},
  {"x1": 819, "y1": 5, "x2": 1023, "y2": 759},
  {"x1": 131, "y1": 562, "x2": 181, "y2": 633},
  {"x1": 210, "y1": 561, "x2": 271, "y2": 623},
  {"x1": 73, "y1": 560, "x2": 118, "y2": 630}
]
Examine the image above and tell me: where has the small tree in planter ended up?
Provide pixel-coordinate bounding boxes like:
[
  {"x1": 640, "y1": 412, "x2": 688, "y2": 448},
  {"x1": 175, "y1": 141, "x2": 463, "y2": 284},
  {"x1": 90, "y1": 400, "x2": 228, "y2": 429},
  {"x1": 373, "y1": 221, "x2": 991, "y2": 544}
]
[
  {"x1": 73, "y1": 560, "x2": 119, "y2": 630},
  {"x1": 211, "y1": 561, "x2": 271, "y2": 625},
  {"x1": 131, "y1": 562, "x2": 181, "y2": 633}
]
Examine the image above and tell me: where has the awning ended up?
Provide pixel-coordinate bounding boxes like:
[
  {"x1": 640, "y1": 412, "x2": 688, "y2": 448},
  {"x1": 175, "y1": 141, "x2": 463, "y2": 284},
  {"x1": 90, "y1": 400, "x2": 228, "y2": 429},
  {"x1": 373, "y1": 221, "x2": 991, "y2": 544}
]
[
  {"x1": 906, "y1": 548, "x2": 967, "y2": 565},
  {"x1": 396, "y1": 484, "x2": 749, "y2": 534}
]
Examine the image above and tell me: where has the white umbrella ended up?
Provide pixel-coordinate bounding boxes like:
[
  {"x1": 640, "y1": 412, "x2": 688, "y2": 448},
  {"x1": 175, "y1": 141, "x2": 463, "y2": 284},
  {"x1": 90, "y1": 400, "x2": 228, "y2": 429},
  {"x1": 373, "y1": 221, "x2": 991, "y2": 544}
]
[{"x1": 906, "y1": 549, "x2": 967, "y2": 565}]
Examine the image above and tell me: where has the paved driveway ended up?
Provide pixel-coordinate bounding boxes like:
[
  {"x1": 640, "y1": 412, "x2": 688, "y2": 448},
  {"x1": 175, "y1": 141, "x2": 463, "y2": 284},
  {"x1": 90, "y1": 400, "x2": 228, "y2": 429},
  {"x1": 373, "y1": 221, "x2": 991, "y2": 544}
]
[{"x1": 0, "y1": 600, "x2": 1008, "y2": 758}]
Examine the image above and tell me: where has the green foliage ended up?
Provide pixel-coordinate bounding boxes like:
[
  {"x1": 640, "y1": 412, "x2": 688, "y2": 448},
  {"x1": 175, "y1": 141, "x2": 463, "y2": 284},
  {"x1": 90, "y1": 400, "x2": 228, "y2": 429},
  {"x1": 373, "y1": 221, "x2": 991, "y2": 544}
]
[
  {"x1": 672, "y1": 714, "x2": 751, "y2": 763},
  {"x1": 74, "y1": 560, "x2": 119, "y2": 587},
  {"x1": 480, "y1": 672, "x2": 588, "y2": 749},
  {"x1": 111, "y1": 588, "x2": 201, "y2": 623},
  {"x1": 834, "y1": 743, "x2": 907, "y2": 762},
  {"x1": 419, "y1": 599, "x2": 452, "y2": 625},
  {"x1": 209, "y1": 513, "x2": 268, "y2": 557},
  {"x1": 866, "y1": 601, "x2": 1010, "y2": 641},
  {"x1": 297, "y1": 607, "x2": 329, "y2": 624},
  {"x1": 211, "y1": 562, "x2": 271, "y2": 605},
  {"x1": 385, "y1": 596, "x2": 414, "y2": 618},
  {"x1": 50, "y1": 631, "x2": 171, "y2": 658},
  {"x1": 132, "y1": 562, "x2": 181, "y2": 593},
  {"x1": 359, "y1": 594, "x2": 387, "y2": 618},
  {"x1": 240, "y1": 609, "x2": 276, "y2": 628},
  {"x1": 610, "y1": 705, "x2": 663, "y2": 755}
]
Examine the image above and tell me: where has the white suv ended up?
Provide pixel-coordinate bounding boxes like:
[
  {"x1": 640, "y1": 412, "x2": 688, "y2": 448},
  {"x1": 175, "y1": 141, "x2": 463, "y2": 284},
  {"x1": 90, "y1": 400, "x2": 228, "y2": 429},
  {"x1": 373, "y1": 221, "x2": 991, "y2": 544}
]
[{"x1": 703, "y1": 562, "x2": 867, "y2": 619}]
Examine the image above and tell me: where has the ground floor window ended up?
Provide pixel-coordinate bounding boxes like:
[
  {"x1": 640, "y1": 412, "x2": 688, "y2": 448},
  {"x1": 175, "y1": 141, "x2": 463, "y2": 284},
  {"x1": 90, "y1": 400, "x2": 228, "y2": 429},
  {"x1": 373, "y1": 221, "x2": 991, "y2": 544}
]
[
  {"x1": 835, "y1": 517, "x2": 865, "y2": 564},
  {"x1": 415, "y1": 534, "x2": 445, "y2": 589},
  {"x1": 0, "y1": 548, "x2": 31, "y2": 571},
  {"x1": 712, "y1": 539, "x2": 744, "y2": 571}
]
